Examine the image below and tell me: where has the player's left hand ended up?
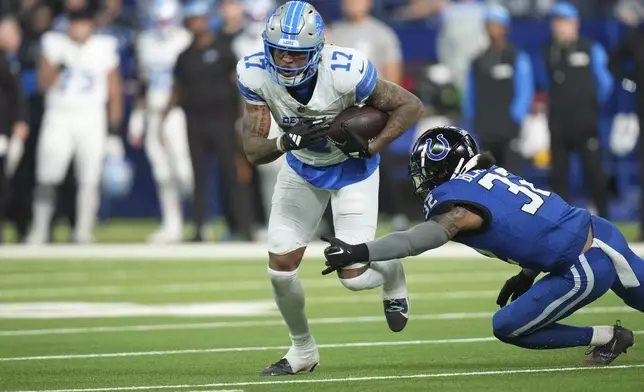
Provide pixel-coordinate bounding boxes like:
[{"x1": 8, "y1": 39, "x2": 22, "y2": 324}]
[
  {"x1": 320, "y1": 236, "x2": 368, "y2": 275},
  {"x1": 339, "y1": 124, "x2": 371, "y2": 159},
  {"x1": 496, "y1": 271, "x2": 535, "y2": 308}
]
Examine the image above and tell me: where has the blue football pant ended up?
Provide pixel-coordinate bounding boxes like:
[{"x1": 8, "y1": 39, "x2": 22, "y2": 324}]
[{"x1": 492, "y1": 216, "x2": 644, "y2": 349}]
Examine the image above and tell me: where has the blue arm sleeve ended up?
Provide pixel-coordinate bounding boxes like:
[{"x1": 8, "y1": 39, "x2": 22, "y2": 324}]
[
  {"x1": 510, "y1": 52, "x2": 534, "y2": 124},
  {"x1": 591, "y1": 43, "x2": 614, "y2": 104},
  {"x1": 355, "y1": 59, "x2": 378, "y2": 103},
  {"x1": 462, "y1": 68, "x2": 475, "y2": 130},
  {"x1": 534, "y1": 53, "x2": 549, "y2": 92}
]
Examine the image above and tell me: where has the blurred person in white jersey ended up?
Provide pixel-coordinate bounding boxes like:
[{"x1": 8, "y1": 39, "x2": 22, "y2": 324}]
[
  {"x1": 129, "y1": 0, "x2": 193, "y2": 243},
  {"x1": 237, "y1": 1, "x2": 423, "y2": 375},
  {"x1": 232, "y1": 0, "x2": 283, "y2": 234},
  {"x1": 27, "y1": 8, "x2": 124, "y2": 244}
]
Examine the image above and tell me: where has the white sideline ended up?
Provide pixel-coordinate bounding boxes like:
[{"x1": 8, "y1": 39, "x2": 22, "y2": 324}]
[
  {"x1": 0, "y1": 306, "x2": 635, "y2": 337},
  {"x1": 0, "y1": 242, "x2": 501, "y2": 260},
  {"x1": 3, "y1": 242, "x2": 644, "y2": 260},
  {"x1": 8, "y1": 365, "x2": 644, "y2": 392},
  {"x1": 0, "y1": 337, "x2": 498, "y2": 361}
]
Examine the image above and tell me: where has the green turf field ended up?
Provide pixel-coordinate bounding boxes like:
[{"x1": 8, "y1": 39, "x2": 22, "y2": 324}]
[
  {"x1": 3, "y1": 220, "x2": 641, "y2": 243},
  {"x1": 0, "y1": 254, "x2": 642, "y2": 392}
]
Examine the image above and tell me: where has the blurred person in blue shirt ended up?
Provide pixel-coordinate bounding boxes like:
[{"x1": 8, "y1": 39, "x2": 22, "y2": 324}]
[
  {"x1": 535, "y1": 2, "x2": 613, "y2": 218},
  {"x1": 463, "y1": 4, "x2": 533, "y2": 172}
]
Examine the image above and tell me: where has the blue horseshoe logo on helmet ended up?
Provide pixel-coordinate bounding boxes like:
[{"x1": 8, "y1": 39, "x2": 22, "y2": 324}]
[{"x1": 425, "y1": 134, "x2": 450, "y2": 161}]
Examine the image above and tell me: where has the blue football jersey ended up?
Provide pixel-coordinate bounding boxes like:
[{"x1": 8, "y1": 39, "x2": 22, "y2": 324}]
[{"x1": 424, "y1": 166, "x2": 591, "y2": 272}]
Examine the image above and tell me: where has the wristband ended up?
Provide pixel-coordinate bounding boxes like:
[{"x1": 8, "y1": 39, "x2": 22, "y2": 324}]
[
  {"x1": 276, "y1": 135, "x2": 286, "y2": 153},
  {"x1": 108, "y1": 124, "x2": 121, "y2": 136}
]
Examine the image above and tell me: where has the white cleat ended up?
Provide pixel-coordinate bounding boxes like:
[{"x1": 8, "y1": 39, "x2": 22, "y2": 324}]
[{"x1": 147, "y1": 227, "x2": 182, "y2": 244}]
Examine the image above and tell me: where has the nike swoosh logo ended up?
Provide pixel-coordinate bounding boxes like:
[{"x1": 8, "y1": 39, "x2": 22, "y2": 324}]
[
  {"x1": 327, "y1": 249, "x2": 345, "y2": 256},
  {"x1": 358, "y1": 62, "x2": 365, "y2": 74}
]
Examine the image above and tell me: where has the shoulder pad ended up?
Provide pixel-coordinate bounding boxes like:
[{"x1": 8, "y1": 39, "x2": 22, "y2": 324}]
[
  {"x1": 41, "y1": 32, "x2": 66, "y2": 60},
  {"x1": 322, "y1": 45, "x2": 379, "y2": 103},
  {"x1": 423, "y1": 180, "x2": 470, "y2": 220},
  {"x1": 92, "y1": 35, "x2": 119, "y2": 51},
  {"x1": 237, "y1": 52, "x2": 267, "y2": 105}
]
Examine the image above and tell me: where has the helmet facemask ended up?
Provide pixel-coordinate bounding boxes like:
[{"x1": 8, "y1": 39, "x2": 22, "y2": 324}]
[{"x1": 262, "y1": 1, "x2": 325, "y2": 87}]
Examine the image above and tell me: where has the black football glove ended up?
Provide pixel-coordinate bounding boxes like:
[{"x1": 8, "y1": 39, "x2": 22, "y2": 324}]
[
  {"x1": 496, "y1": 270, "x2": 535, "y2": 308},
  {"x1": 320, "y1": 236, "x2": 369, "y2": 275},
  {"x1": 330, "y1": 123, "x2": 371, "y2": 159},
  {"x1": 280, "y1": 117, "x2": 330, "y2": 151}
]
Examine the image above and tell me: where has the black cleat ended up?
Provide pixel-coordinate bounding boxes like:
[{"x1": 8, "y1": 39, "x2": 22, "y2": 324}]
[
  {"x1": 585, "y1": 320, "x2": 634, "y2": 366},
  {"x1": 383, "y1": 297, "x2": 410, "y2": 333},
  {"x1": 259, "y1": 358, "x2": 318, "y2": 376}
]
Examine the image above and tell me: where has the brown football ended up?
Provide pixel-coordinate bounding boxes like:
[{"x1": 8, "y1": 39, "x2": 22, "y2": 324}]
[{"x1": 327, "y1": 106, "x2": 389, "y2": 146}]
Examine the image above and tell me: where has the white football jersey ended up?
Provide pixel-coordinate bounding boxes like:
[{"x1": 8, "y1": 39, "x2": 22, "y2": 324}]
[
  {"x1": 42, "y1": 32, "x2": 119, "y2": 111},
  {"x1": 237, "y1": 45, "x2": 378, "y2": 167},
  {"x1": 137, "y1": 28, "x2": 192, "y2": 110}
]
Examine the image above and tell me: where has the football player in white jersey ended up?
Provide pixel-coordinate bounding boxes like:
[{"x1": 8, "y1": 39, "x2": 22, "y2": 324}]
[
  {"x1": 232, "y1": 0, "x2": 283, "y2": 231},
  {"x1": 237, "y1": 1, "x2": 424, "y2": 376},
  {"x1": 129, "y1": 0, "x2": 193, "y2": 243},
  {"x1": 28, "y1": 8, "x2": 124, "y2": 244}
]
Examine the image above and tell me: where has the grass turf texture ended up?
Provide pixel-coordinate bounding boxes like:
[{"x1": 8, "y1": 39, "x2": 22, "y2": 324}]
[
  {"x1": 0, "y1": 257, "x2": 643, "y2": 392},
  {"x1": 2, "y1": 220, "x2": 642, "y2": 243}
]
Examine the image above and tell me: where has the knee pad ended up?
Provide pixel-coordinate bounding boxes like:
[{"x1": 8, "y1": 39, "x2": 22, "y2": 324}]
[
  {"x1": 35, "y1": 184, "x2": 56, "y2": 200},
  {"x1": 339, "y1": 267, "x2": 384, "y2": 292}
]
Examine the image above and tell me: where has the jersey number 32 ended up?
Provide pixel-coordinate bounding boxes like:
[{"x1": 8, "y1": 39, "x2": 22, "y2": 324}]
[{"x1": 478, "y1": 167, "x2": 551, "y2": 214}]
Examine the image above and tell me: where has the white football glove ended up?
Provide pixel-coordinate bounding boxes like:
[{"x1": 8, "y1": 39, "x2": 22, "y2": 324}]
[
  {"x1": 610, "y1": 113, "x2": 639, "y2": 157},
  {"x1": 105, "y1": 134, "x2": 125, "y2": 159},
  {"x1": 128, "y1": 108, "x2": 145, "y2": 139}
]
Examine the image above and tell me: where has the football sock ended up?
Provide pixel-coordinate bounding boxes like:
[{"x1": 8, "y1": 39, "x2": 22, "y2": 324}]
[
  {"x1": 74, "y1": 184, "x2": 99, "y2": 242},
  {"x1": 370, "y1": 259, "x2": 408, "y2": 299},
  {"x1": 158, "y1": 183, "x2": 182, "y2": 233},
  {"x1": 339, "y1": 267, "x2": 385, "y2": 291},
  {"x1": 268, "y1": 267, "x2": 314, "y2": 350},
  {"x1": 500, "y1": 323, "x2": 593, "y2": 349},
  {"x1": 590, "y1": 326, "x2": 614, "y2": 346},
  {"x1": 28, "y1": 185, "x2": 56, "y2": 244}
]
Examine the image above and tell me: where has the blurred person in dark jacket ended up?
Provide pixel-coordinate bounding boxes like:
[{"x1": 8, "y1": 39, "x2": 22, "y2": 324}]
[
  {"x1": 463, "y1": 4, "x2": 533, "y2": 172},
  {"x1": 536, "y1": 2, "x2": 613, "y2": 218},
  {"x1": 609, "y1": 20, "x2": 644, "y2": 239},
  {"x1": 218, "y1": 0, "x2": 245, "y2": 38},
  {"x1": 0, "y1": 16, "x2": 29, "y2": 243},
  {"x1": 163, "y1": 1, "x2": 253, "y2": 241}
]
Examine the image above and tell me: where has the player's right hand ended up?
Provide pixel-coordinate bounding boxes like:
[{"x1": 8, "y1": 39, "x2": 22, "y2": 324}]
[
  {"x1": 280, "y1": 118, "x2": 330, "y2": 151},
  {"x1": 496, "y1": 271, "x2": 535, "y2": 308}
]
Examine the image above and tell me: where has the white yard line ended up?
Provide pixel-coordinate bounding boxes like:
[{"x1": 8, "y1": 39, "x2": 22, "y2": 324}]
[
  {"x1": 3, "y1": 242, "x2": 642, "y2": 260},
  {"x1": 0, "y1": 337, "x2": 498, "y2": 362},
  {"x1": 0, "y1": 242, "x2": 488, "y2": 260},
  {"x1": 7, "y1": 364, "x2": 644, "y2": 392},
  {"x1": 0, "y1": 273, "x2": 510, "y2": 299},
  {"x1": 0, "y1": 306, "x2": 635, "y2": 337}
]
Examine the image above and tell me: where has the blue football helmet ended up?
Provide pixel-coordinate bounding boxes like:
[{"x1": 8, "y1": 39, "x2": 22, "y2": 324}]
[
  {"x1": 102, "y1": 156, "x2": 134, "y2": 198},
  {"x1": 262, "y1": 1, "x2": 325, "y2": 86}
]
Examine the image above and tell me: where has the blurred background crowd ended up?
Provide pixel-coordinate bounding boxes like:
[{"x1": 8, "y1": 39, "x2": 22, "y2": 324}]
[{"x1": 0, "y1": 0, "x2": 643, "y2": 244}]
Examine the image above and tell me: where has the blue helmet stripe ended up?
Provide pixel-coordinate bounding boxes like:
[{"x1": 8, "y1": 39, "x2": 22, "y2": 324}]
[
  {"x1": 282, "y1": 1, "x2": 305, "y2": 41},
  {"x1": 356, "y1": 60, "x2": 378, "y2": 102}
]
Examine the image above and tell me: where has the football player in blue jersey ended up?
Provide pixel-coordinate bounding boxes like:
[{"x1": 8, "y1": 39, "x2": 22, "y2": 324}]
[{"x1": 321, "y1": 125, "x2": 643, "y2": 365}]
